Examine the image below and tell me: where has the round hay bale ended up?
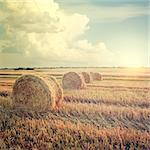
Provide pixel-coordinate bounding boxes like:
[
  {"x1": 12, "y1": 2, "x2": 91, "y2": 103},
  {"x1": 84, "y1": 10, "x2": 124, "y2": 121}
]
[
  {"x1": 81, "y1": 72, "x2": 92, "y2": 83},
  {"x1": 44, "y1": 76, "x2": 63, "y2": 107},
  {"x1": 62, "y1": 72, "x2": 86, "y2": 89},
  {"x1": 12, "y1": 74, "x2": 56, "y2": 111},
  {"x1": 91, "y1": 72, "x2": 103, "y2": 81}
]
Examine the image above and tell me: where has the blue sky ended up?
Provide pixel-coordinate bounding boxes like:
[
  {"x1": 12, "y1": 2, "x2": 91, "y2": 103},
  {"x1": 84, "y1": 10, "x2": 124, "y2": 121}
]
[
  {"x1": 56, "y1": 0, "x2": 148, "y2": 43},
  {"x1": 57, "y1": 0, "x2": 149, "y2": 67},
  {"x1": 0, "y1": 0, "x2": 149, "y2": 67}
]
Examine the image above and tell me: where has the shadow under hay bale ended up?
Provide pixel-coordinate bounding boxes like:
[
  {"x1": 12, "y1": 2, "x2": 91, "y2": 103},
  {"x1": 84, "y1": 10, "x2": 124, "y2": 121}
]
[
  {"x1": 81, "y1": 72, "x2": 93, "y2": 83},
  {"x1": 62, "y1": 72, "x2": 86, "y2": 90},
  {"x1": 0, "y1": 91, "x2": 10, "y2": 97},
  {"x1": 90, "y1": 72, "x2": 103, "y2": 81},
  {"x1": 12, "y1": 74, "x2": 56, "y2": 112}
]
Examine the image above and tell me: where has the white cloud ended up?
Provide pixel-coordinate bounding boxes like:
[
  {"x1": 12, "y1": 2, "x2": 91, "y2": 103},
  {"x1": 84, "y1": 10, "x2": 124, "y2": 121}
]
[
  {"x1": 1, "y1": 0, "x2": 63, "y2": 33},
  {"x1": 0, "y1": 0, "x2": 114, "y2": 67}
]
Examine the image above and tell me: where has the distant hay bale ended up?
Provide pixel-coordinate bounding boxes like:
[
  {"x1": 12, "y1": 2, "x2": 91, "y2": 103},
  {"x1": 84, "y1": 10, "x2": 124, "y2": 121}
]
[
  {"x1": 12, "y1": 74, "x2": 56, "y2": 111},
  {"x1": 44, "y1": 75, "x2": 63, "y2": 107},
  {"x1": 62, "y1": 72, "x2": 86, "y2": 89},
  {"x1": 91, "y1": 72, "x2": 103, "y2": 81},
  {"x1": 81, "y1": 72, "x2": 92, "y2": 83}
]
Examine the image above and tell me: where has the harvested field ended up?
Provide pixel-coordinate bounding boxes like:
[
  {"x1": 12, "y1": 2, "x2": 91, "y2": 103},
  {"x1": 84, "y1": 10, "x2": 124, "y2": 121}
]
[{"x1": 0, "y1": 67, "x2": 150, "y2": 149}]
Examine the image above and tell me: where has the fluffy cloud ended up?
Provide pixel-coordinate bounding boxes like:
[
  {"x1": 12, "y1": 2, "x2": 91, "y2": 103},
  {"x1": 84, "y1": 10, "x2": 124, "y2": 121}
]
[{"x1": 0, "y1": 0, "x2": 114, "y2": 67}]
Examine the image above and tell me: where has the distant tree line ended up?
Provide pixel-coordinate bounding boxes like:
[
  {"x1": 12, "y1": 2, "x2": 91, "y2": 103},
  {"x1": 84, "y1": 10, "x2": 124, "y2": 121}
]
[{"x1": 14, "y1": 67, "x2": 34, "y2": 70}]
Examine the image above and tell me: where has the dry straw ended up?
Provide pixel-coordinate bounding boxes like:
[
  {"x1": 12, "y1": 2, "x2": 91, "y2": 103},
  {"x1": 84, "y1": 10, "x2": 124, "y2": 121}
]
[
  {"x1": 44, "y1": 75, "x2": 63, "y2": 107},
  {"x1": 81, "y1": 72, "x2": 92, "y2": 83},
  {"x1": 62, "y1": 72, "x2": 86, "y2": 89},
  {"x1": 91, "y1": 72, "x2": 103, "y2": 81},
  {"x1": 12, "y1": 74, "x2": 56, "y2": 111}
]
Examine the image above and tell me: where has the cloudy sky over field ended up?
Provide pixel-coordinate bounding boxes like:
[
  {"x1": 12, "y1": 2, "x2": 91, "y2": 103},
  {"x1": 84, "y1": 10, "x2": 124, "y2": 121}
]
[{"x1": 0, "y1": 0, "x2": 149, "y2": 67}]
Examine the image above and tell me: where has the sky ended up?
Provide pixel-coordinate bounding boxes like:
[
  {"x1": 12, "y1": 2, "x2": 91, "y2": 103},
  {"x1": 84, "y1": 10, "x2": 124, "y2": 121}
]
[{"x1": 0, "y1": 0, "x2": 149, "y2": 68}]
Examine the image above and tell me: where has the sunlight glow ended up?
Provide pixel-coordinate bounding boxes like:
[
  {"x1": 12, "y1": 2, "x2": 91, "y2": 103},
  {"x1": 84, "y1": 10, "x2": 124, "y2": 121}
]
[{"x1": 120, "y1": 52, "x2": 145, "y2": 68}]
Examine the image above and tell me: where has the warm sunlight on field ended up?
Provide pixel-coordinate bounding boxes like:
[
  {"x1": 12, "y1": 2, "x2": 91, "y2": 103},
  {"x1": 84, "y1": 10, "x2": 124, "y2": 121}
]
[
  {"x1": 0, "y1": 0, "x2": 148, "y2": 149},
  {"x1": 0, "y1": 67, "x2": 150, "y2": 149}
]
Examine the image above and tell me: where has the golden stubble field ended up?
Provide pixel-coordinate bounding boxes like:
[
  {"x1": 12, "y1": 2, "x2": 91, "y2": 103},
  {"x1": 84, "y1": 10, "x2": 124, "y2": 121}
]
[{"x1": 0, "y1": 67, "x2": 150, "y2": 150}]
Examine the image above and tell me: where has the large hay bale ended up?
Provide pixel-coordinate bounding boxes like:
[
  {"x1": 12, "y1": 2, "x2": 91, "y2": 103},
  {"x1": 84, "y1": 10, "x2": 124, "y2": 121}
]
[
  {"x1": 12, "y1": 74, "x2": 56, "y2": 111},
  {"x1": 91, "y1": 72, "x2": 103, "y2": 81},
  {"x1": 81, "y1": 72, "x2": 92, "y2": 83},
  {"x1": 44, "y1": 76, "x2": 63, "y2": 107},
  {"x1": 62, "y1": 72, "x2": 86, "y2": 89}
]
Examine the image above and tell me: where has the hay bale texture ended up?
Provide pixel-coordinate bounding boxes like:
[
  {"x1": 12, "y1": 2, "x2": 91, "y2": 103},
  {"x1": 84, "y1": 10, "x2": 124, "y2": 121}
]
[
  {"x1": 12, "y1": 74, "x2": 56, "y2": 111},
  {"x1": 62, "y1": 72, "x2": 86, "y2": 89},
  {"x1": 91, "y1": 72, "x2": 103, "y2": 81},
  {"x1": 81, "y1": 72, "x2": 92, "y2": 83},
  {"x1": 45, "y1": 76, "x2": 63, "y2": 107}
]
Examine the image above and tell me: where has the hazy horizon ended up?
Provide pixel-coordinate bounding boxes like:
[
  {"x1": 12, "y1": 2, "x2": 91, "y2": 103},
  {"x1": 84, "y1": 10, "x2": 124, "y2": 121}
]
[{"x1": 0, "y1": 0, "x2": 149, "y2": 68}]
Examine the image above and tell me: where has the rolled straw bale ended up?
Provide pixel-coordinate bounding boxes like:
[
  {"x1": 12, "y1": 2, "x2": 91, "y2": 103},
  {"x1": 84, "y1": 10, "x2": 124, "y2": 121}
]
[
  {"x1": 12, "y1": 74, "x2": 56, "y2": 111},
  {"x1": 44, "y1": 75, "x2": 63, "y2": 107},
  {"x1": 81, "y1": 72, "x2": 92, "y2": 83},
  {"x1": 91, "y1": 72, "x2": 103, "y2": 81},
  {"x1": 62, "y1": 72, "x2": 86, "y2": 89}
]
